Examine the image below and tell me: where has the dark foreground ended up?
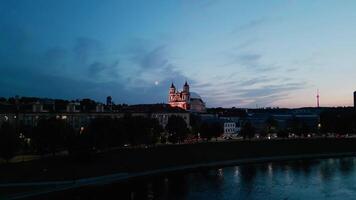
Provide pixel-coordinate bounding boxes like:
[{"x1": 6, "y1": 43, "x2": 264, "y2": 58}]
[
  {"x1": 2, "y1": 138, "x2": 356, "y2": 199},
  {"x1": 28, "y1": 156, "x2": 356, "y2": 200},
  {"x1": 2, "y1": 138, "x2": 356, "y2": 183}
]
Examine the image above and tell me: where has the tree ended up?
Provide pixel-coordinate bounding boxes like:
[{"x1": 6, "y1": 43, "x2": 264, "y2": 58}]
[
  {"x1": 277, "y1": 129, "x2": 288, "y2": 138},
  {"x1": 33, "y1": 117, "x2": 73, "y2": 155},
  {"x1": 166, "y1": 115, "x2": 189, "y2": 143},
  {"x1": 86, "y1": 117, "x2": 114, "y2": 150},
  {"x1": 121, "y1": 116, "x2": 149, "y2": 145},
  {"x1": 0, "y1": 122, "x2": 20, "y2": 163},
  {"x1": 319, "y1": 109, "x2": 356, "y2": 136},
  {"x1": 240, "y1": 122, "x2": 255, "y2": 139},
  {"x1": 352, "y1": 112, "x2": 356, "y2": 134},
  {"x1": 67, "y1": 128, "x2": 95, "y2": 159},
  {"x1": 84, "y1": 116, "x2": 163, "y2": 149},
  {"x1": 287, "y1": 117, "x2": 302, "y2": 136},
  {"x1": 149, "y1": 118, "x2": 164, "y2": 145},
  {"x1": 80, "y1": 98, "x2": 97, "y2": 110},
  {"x1": 265, "y1": 117, "x2": 278, "y2": 135},
  {"x1": 199, "y1": 121, "x2": 223, "y2": 141},
  {"x1": 190, "y1": 114, "x2": 202, "y2": 136}
]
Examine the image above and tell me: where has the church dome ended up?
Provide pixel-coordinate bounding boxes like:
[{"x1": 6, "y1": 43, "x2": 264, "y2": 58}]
[{"x1": 190, "y1": 92, "x2": 202, "y2": 99}]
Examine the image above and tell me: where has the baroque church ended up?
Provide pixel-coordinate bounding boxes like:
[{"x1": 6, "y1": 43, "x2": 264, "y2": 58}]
[{"x1": 168, "y1": 81, "x2": 206, "y2": 113}]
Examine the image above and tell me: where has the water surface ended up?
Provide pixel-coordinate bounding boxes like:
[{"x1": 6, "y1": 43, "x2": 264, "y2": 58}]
[{"x1": 40, "y1": 157, "x2": 356, "y2": 200}]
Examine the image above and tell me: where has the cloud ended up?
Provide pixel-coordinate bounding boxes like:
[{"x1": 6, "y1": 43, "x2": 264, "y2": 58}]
[
  {"x1": 191, "y1": 49, "x2": 304, "y2": 107},
  {"x1": 236, "y1": 53, "x2": 279, "y2": 72},
  {"x1": 0, "y1": 24, "x2": 188, "y2": 104},
  {"x1": 237, "y1": 53, "x2": 261, "y2": 67},
  {"x1": 88, "y1": 61, "x2": 109, "y2": 76},
  {"x1": 220, "y1": 52, "x2": 278, "y2": 72},
  {"x1": 44, "y1": 47, "x2": 68, "y2": 64},
  {"x1": 232, "y1": 18, "x2": 266, "y2": 33},
  {"x1": 123, "y1": 41, "x2": 188, "y2": 89},
  {"x1": 138, "y1": 45, "x2": 169, "y2": 70},
  {"x1": 238, "y1": 83, "x2": 305, "y2": 98},
  {"x1": 234, "y1": 38, "x2": 259, "y2": 50},
  {"x1": 237, "y1": 77, "x2": 275, "y2": 87},
  {"x1": 238, "y1": 53, "x2": 261, "y2": 62},
  {"x1": 73, "y1": 37, "x2": 103, "y2": 64},
  {"x1": 0, "y1": 66, "x2": 139, "y2": 103},
  {"x1": 194, "y1": 74, "x2": 307, "y2": 108},
  {"x1": 182, "y1": 0, "x2": 219, "y2": 9},
  {"x1": 0, "y1": 25, "x2": 32, "y2": 65},
  {"x1": 0, "y1": 24, "x2": 307, "y2": 108},
  {"x1": 87, "y1": 60, "x2": 120, "y2": 79}
]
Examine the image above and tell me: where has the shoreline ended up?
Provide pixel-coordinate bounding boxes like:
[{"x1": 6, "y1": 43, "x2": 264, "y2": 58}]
[
  {"x1": 4, "y1": 137, "x2": 356, "y2": 199},
  {"x1": 6, "y1": 152, "x2": 356, "y2": 199}
]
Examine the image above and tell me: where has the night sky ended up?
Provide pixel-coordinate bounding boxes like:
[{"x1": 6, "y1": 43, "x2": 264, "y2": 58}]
[{"x1": 1, "y1": 0, "x2": 356, "y2": 108}]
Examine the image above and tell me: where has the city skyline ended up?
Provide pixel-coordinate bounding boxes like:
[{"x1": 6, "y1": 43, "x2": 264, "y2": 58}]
[{"x1": 1, "y1": 0, "x2": 356, "y2": 108}]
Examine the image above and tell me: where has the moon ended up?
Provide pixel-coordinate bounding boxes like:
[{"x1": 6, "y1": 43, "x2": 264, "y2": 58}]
[{"x1": 154, "y1": 81, "x2": 159, "y2": 86}]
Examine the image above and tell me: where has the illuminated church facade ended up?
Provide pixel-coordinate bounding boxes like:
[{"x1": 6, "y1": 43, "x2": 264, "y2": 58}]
[{"x1": 168, "y1": 82, "x2": 206, "y2": 113}]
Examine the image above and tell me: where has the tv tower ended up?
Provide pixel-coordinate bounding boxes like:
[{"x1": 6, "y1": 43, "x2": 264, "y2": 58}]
[{"x1": 316, "y1": 89, "x2": 320, "y2": 108}]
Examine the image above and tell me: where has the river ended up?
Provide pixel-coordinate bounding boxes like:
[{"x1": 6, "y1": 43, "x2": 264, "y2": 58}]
[{"x1": 35, "y1": 157, "x2": 356, "y2": 200}]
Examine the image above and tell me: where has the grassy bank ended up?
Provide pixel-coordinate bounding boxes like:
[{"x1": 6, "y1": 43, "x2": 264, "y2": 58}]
[{"x1": 1, "y1": 138, "x2": 356, "y2": 183}]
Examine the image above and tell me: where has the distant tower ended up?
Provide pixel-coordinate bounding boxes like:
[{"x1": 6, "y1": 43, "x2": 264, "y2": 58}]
[
  {"x1": 169, "y1": 83, "x2": 176, "y2": 101},
  {"x1": 183, "y1": 81, "x2": 189, "y2": 93},
  {"x1": 354, "y1": 91, "x2": 356, "y2": 109},
  {"x1": 106, "y1": 96, "x2": 112, "y2": 106},
  {"x1": 316, "y1": 89, "x2": 320, "y2": 108},
  {"x1": 182, "y1": 81, "x2": 190, "y2": 101},
  {"x1": 106, "y1": 96, "x2": 112, "y2": 110}
]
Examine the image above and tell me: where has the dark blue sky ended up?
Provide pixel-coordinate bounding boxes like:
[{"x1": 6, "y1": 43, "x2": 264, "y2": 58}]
[{"x1": 1, "y1": 0, "x2": 356, "y2": 107}]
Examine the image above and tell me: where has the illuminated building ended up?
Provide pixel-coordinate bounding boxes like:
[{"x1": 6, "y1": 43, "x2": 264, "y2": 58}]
[{"x1": 168, "y1": 82, "x2": 206, "y2": 113}]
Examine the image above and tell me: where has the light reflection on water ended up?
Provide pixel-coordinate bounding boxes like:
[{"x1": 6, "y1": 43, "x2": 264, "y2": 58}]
[{"x1": 38, "y1": 157, "x2": 356, "y2": 200}]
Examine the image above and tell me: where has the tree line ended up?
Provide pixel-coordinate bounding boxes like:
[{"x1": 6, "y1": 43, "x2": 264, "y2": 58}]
[
  {"x1": 239, "y1": 109, "x2": 356, "y2": 139},
  {"x1": 3, "y1": 109, "x2": 353, "y2": 162},
  {"x1": 0, "y1": 114, "x2": 225, "y2": 163}
]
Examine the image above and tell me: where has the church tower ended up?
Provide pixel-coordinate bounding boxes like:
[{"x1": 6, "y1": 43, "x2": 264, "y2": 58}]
[
  {"x1": 168, "y1": 82, "x2": 205, "y2": 112},
  {"x1": 169, "y1": 83, "x2": 176, "y2": 102},
  {"x1": 168, "y1": 82, "x2": 190, "y2": 110},
  {"x1": 182, "y1": 81, "x2": 190, "y2": 102}
]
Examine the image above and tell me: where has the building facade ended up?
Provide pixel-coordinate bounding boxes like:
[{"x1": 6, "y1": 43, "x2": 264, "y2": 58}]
[
  {"x1": 168, "y1": 82, "x2": 206, "y2": 113},
  {"x1": 168, "y1": 82, "x2": 190, "y2": 110},
  {"x1": 224, "y1": 121, "x2": 237, "y2": 135}
]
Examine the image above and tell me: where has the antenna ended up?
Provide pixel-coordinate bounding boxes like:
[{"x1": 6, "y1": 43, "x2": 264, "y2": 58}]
[{"x1": 316, "y1": 89, "x2": 320, "y2": 108}]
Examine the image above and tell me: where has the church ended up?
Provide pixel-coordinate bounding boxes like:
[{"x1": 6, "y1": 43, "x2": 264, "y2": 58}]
[{"x1": 168, "y1": 81, "x2": 206, "y2": 113}]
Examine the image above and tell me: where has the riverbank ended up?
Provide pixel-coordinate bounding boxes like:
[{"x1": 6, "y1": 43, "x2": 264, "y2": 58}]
[
  {"x1": 6, "y1": 152, "x2": 356, "y2": 200},
  {"x1": 2, "y1": 138, "x2": 356, "y2": 199},
  {"x1": 2, "y1": 138, "x2": 356, "y2": 182}
]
